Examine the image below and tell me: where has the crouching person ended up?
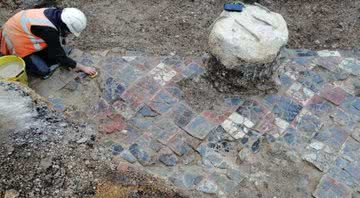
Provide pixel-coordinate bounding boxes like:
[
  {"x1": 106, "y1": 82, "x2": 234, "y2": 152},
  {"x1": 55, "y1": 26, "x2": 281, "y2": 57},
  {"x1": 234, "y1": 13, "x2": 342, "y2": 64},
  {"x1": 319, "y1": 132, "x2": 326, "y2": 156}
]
[{"x1": 0, "y1": 7, "x2": 96, "y2": 79}]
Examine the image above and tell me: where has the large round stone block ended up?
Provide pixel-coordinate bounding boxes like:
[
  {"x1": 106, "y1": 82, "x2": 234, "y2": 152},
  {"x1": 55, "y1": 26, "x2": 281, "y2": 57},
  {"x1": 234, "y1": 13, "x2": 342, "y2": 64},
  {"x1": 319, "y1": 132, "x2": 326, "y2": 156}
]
[{"x1": 209, "y1": 4, "x2": 288, "y2": 70}]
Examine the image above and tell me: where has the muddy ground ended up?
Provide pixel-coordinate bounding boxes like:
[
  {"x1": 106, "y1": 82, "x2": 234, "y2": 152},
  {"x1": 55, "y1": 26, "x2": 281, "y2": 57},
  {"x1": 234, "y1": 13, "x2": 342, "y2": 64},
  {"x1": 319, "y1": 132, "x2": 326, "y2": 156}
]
[{"x1": 1, "y1": 0, "x2": 360, "y2": 56}]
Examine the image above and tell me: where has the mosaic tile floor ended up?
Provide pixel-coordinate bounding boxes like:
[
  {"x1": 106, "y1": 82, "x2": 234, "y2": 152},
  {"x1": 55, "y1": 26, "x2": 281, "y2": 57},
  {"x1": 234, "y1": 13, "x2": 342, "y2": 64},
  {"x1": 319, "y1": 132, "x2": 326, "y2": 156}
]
[{"x1": 32, "y1": 48, "x2": 360, "y2": 197}]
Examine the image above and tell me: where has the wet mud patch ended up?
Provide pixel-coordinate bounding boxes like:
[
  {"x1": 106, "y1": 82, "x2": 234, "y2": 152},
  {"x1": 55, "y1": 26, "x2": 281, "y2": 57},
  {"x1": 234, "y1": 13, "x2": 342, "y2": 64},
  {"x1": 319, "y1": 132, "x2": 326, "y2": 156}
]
[
  {"x1": 235, "y1": 142, "x2": 322, "y2": 198},
  {"x1": 204, "y1": 56, "x2": 279, "y2": 94},
  {"x1": 178, "y1": 76, "x2": 224, "y2": 113},
  {"x1": 178, "y1": 56, "x2": 278, "y2": 112}
]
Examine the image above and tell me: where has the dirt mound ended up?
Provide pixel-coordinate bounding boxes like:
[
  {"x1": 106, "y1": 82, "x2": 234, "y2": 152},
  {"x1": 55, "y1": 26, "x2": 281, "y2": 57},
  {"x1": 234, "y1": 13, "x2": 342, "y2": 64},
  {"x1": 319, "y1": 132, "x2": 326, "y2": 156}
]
[{"x1": 0, "y1": 82, "x2": 109, "y2": 197}]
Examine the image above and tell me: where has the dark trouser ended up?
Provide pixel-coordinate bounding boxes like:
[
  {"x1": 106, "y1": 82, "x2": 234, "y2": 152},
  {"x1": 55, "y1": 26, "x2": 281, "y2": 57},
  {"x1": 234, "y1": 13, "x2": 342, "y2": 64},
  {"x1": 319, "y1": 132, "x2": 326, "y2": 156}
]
[
  {"x1": 23, "y1": 46, "x2": 71, "y2": 77},
  {"x1": 23, "y1": 54, "x2": 51, "y2": 76}
]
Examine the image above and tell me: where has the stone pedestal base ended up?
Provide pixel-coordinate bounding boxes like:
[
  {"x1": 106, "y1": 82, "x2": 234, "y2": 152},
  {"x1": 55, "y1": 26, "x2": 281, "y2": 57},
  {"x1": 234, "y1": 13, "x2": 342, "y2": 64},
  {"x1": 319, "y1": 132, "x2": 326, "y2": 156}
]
[{"x1": 204, "y1": 55, "x2": 280, "y2": 94}]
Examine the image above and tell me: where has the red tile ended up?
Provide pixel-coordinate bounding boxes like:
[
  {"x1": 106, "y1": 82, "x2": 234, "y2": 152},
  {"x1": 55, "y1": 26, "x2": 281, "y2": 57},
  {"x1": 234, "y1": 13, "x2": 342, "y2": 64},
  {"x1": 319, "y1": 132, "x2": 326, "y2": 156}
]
[{"x1": 320, "y1": 85, "x2": 348, "y2": 105}]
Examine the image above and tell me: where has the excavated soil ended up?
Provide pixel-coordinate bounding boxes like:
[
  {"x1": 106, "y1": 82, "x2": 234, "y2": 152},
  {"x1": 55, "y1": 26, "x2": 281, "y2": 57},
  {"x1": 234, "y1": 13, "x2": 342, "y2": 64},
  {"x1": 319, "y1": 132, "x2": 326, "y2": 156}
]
[
  {"x1": 1, "y1": 0, "x2": 359, "y2": 56},
  {"x1": 178, "y1": 55, "x2": 279, "y2": 113}
]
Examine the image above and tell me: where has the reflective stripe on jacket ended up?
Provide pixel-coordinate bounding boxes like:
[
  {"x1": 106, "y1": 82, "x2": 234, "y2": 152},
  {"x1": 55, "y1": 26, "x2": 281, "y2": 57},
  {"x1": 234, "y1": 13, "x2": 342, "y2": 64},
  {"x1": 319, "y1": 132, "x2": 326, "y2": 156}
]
[{"x1": 0, "y1": 8, "x2": 57, "y2": 58}]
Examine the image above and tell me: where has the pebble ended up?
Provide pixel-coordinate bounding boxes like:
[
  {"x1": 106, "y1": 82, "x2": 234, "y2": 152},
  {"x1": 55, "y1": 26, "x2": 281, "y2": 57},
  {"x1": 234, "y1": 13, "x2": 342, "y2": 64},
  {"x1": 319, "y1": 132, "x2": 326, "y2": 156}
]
[
  {"x1": 112, "y1": 144, "x2": 124, "y2": 155},
  {"x1": 4, "y1": 189, "x2": 19, "y2": 198},
  {"x1": 251, "y1": 139, "x2": 261, "y2": 153},
  {"x1": 76, "y1": 137, "x2": 88, "y2": 144},
  {"x1": 238, "y1": 148, "x2": 251, "y2": 161}
]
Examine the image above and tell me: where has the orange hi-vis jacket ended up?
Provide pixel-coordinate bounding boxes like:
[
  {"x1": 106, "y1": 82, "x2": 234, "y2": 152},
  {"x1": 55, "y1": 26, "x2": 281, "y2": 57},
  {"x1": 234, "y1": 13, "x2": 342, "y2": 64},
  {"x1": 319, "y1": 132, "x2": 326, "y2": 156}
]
[{"x1": 0, "y1": 8, "x2": 57, "y2": 58}]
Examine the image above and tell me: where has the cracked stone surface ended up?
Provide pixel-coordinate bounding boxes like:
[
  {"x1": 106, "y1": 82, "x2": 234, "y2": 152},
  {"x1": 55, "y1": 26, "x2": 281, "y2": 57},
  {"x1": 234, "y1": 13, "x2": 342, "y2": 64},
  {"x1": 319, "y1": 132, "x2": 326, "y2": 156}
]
[{"x1": 30, "y1": 48, "x2": 360, "y2": 197}]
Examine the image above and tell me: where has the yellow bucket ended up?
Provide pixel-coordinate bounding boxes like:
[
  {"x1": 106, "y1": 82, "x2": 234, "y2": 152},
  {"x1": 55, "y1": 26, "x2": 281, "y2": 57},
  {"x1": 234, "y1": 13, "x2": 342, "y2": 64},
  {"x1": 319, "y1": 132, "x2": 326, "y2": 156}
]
[{"x1": 0, "y1": 55, "x2": 28, "y2": 85}]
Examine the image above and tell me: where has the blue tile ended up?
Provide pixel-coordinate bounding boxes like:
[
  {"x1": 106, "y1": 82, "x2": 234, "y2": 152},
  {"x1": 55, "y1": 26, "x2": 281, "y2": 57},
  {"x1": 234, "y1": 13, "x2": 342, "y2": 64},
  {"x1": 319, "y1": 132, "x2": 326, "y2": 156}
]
[
  {"x1": 314, "y1": 128, "x2": 349, "y2": 150},
  {"x1": 331, "y1": 109, "x2": 357, "y2": 130},
  {"x1": 129, "y1": 143, "x2": 152, "y2": 165},
  {"x1": 159, "y1": 153, "x2": 178, "y2": 166},
  {"x1": 111, "y1": 144, "x2": 124, "y2": 155},
  {"x1": 117, "y1": 65, "x2": 144, "y2": 87},
  {"x1": 352, "y1": 99, "x2": 360, "y2": 110},
  {"x1": 138, "y1": 105, "x2": 158, "y2": 117},
  {"x1": 170, "y1": 137, "x2": 192, "y2": 156},
  {"x1": 150, "y1": 90, "x2": 178, "y2": 114},
  {"x1": 102, "y1": 77, "x2": 125, "y2": 102},
  {"x1": 297, "y1": 71, "x2": 325, "y2": 92},
  {"x1": 293, "y1": 57, "x2": 313, "y2": 65},
  {"x1": 296, "y1": 114, "x2": 322, "y2": 136},
  {"x1": 184, "y1": 115, "x2": 216, "y2": 139},
  {"x1": 295, "y1": 49, "x2": 317, "y2": 57},
  {"x1": 314, "y1": 175, "x2": 352, "y2": 198},
  {"x1": 283, "y1": 131, "x2": 296, "y2": 145},
  {"x1": 170, "y1": 170, "x2": 203, "y2": 189},
  {"x1": 182, "y1": 63, "x2": 205, "y2": 77},
  {"x1": 341, "y1": 96, "x2": 360, "y2": 118},
  {"x1": 341, "y1": 138, "x2": 360, "y2": 163},
  {"x1": 130, "y1": 105, "x2": 159, "y2": 129},
  {"x1": 165, "y1": 86, "x2": 184, "y2": 99},
  {"x1": 224, "y1": 96, "x2": 243, "y2": 107},
  {"x1": 341, "y1": 58, "x2": 360, "y2": 75},
  {"x1": 306, "y1": 97, "x2": 334, "y2": 116},
  {"x1": 78, "y1": 53, "x2": 95, "y2": 66},
  {"x1": 152, "y1": 119, "x2": 179, "y2": 143},
  {"x1": 49, "y1": 98, "x2": 65, "y2": 112},
  {"x1": 272, "y1": 96, "x2": 303, "y2": 122},
  {"x1": 332, "y1": 157, "x2": 360, "y2": 187},
  {"x1": 236, "y1": 100, "x2": 267, "y2": 124},
  {"x1": 278, "y1": 74, "x2": 293, "y2": 88},
  {"x1": 171, "y1": 103, "x2": 195, "y2": 128},
  {"x1": 263, "y1": 95, "x2": 278, "y2": 107}
]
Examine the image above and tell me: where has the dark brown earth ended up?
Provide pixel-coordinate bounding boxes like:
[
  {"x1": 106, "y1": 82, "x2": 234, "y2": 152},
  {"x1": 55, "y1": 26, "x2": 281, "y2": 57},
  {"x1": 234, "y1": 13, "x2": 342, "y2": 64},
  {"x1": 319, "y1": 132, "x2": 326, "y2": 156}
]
[
  {"x1": 261, "y1": 0, "x2": 360, "y2": 50},
  {"x1": 1, "y1": 0, "x2": 359, "y2": 56},
  {"x1": 64, "y1": 0, "x2": 360, "y2": 55}
]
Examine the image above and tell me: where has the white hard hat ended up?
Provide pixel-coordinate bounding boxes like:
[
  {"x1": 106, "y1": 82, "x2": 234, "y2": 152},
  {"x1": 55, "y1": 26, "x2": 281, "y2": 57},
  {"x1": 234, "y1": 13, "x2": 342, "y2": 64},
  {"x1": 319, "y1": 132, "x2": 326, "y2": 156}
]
[{"x1": 61, "y1": 8, "x2": 87, "y2": 37}]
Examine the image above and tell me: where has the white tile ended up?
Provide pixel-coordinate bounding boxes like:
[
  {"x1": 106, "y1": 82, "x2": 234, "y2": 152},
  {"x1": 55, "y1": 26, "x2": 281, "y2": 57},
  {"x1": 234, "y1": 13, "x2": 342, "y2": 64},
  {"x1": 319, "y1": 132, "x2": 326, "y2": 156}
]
[
  {"x1": 243, "y1": 118, "x2": 255, "y2": 128},
  {"x1": 232, "y1": 130, "x2": 246, "y2": 139},
  {"x1": 317, "y1": 50, "x2": 341, "y2": 57},
  {"x1": 221, "y1": 120, "x2": 233, "y2": 132},
  {"x1": 229, "y1": 112, "x2": 244, "y2": 124},
  {"x1": 303, "y1": 87, "x2": 315, "y2": 98},
  {"x1": 289, "y1": 82, "x2": 302, "y2": 91},
  {"x1": 275, "y1": 118, "x2": 289, "y2": 133},
  {"x1": 309, "y1": 141, "x2": 325, "y2": 150},
  {"x1": 122, "y1": 56, "x2": 137, "y2": 62},
  {"x1": 150, "y1": 64, "x2": 177, "y2": 86}
]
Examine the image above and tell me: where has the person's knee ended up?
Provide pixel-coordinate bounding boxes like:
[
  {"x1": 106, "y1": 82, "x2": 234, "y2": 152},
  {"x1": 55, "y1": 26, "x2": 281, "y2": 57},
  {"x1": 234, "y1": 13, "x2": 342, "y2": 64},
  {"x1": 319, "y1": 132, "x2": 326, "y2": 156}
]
[
  {"x1": 36, "y1": 65, "x2": 51, "y2": 76},
  {"x1": 25, "y1": 55, "x2": 50, "y2": 76}
]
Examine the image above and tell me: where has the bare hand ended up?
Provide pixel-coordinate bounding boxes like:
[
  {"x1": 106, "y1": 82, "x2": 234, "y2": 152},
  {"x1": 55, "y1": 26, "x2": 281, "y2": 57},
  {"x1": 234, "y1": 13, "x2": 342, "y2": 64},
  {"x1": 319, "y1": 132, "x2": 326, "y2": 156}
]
[
  {"x1": 74, "y1": 64, "x2": 97, "y2": 75},
  {"x1": 81, "y1": 66, "x2": 97, "y2": 75}
]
